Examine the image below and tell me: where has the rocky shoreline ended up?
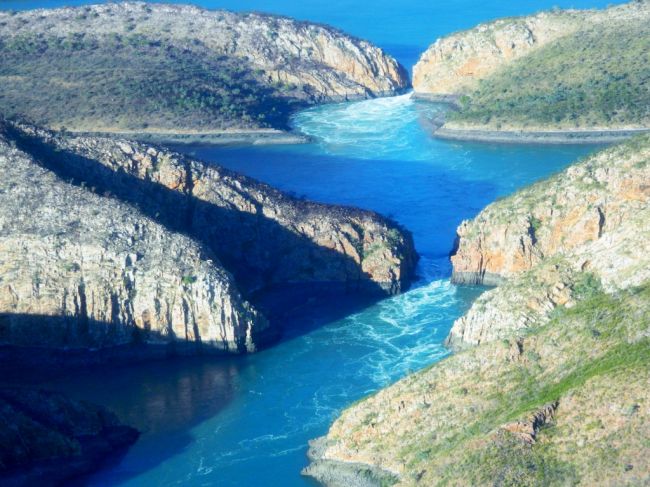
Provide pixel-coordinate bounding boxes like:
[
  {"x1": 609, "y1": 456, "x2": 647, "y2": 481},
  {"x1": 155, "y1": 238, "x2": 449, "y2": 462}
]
[
  {"x1": 433, "y1": 126, "x2": 650, "y2": 144},
  {"x1": 304, "y1": 135, "x2": 650, "y2": 486},
  {"x1": 70, "y1": 129, "x2": 311, "y2": 147},
  {"x1": 301, "y1": 437, "x2": 399, "y2": 487},
  {"x1": 0, "y1": 388, "x2": 139, "y2": 487}
]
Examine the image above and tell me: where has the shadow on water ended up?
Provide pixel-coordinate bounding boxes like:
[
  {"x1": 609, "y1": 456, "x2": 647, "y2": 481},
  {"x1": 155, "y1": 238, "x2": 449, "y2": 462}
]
[
  {"x1": 6, "y1": 353, "x2": 250, "y2": 487},
  {"x1": 4, "y1": 121, "x2": 500, "y2": 347}
]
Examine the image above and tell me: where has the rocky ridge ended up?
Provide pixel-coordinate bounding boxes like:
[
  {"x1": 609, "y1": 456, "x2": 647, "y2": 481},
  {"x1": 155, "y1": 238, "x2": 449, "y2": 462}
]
[
  {"x1": 0, "y1": 127, "x2": 270, "y2": 354},
  {"x1": 305, "y1": 137, "x2": 650, "y2": 486},
  {"x1": 0, "y1": 120, "x2": 416, "y2": 358},
  {"x1": 9, "y1": 121, "x2": 416, "y2": 297},
  {"x1": 0, "y1": 2, "x2": 409, "y2": 135},
  {"x1": 446, "y1": 136, "x2": 650, "y2": 349},
  {"x1": 451, "y1": 136, "x2": 650, "y2": 286},
  {"x1": 412, "y1": 1, "x2": 647, "y2": 97}
]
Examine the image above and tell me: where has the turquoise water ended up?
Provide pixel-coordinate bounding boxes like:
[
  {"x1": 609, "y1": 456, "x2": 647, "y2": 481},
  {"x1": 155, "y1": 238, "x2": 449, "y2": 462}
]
[
  {"x1": 45, "y1": 95, "x2": 599, "y2": 487},
  {"x1": 9, "y1": 0, "x2": 616, "y2": 485}
]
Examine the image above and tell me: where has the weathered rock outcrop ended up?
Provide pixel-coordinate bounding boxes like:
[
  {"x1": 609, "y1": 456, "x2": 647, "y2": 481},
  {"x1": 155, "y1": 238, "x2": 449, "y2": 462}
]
[
  {"x1": 306, "y1": 284, "x2": 650, "y2": 486},
  {"x1": 0, "y1": 388, "x2": 138, "y2": 487},
  {"x1": 0, "y1": 128, "x2": 270, "y2": 353},
  {"x1": 8, "y1": 121, "x2": 417, "y2": 298},
  {"x1": 0, "y1": 121, "x2": 416, "y2": 359},
  {"x1": 0, "y1": 2, "x2": 409, "y2": 135},
  {"x1": 447, "y1": 136, "x2": 650, "y2": 348},
  {"x1": 306, "y1": 137, "x2": 650, "y2": 487},
  {"x1": 413, "y1": 2, "x2": 650, "y2": 137},
  {"x1": 412, "y1": 2, "x2": 645, "y2": 97},
  {"x1": 451, "y1": 136, "x2": 650, "y2": 285},
  {"x1": 447, "y1": 206, "x2": 650, "y2": 348},
  {"x1": 413, "y1": 11, "x2": 579, "y2": 97}
]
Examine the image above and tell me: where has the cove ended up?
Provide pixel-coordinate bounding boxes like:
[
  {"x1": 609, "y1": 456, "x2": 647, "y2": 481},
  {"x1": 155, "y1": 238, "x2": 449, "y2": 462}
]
[{"x1": 41, "y1": 95, "x2": 600, "y2": 487}]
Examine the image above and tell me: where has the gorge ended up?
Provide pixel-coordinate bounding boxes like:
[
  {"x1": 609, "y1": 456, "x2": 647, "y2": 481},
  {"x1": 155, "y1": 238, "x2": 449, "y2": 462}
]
[{"x1": 1, "y1": 0, "x2": 647, "y2": 486}]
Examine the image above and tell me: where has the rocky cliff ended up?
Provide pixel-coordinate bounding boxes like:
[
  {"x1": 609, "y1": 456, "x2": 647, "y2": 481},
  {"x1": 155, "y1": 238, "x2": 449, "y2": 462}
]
[
  {"x1": 8, "y1": 121, "x2": 416, "y2": 297},
  {"x1": 0, "y1": 2, "x2": 408, "y2": 135},
  {"x1": 412, "y1": 2, "x2": 645, "y2": 97},
  {"x1": 305, "y1": 137, "x2": 650, "y2": 486},
  {"x1": 0, "y1": 388, "x2": 138, "y2": 487},
  {"x1": 413, "y1": 1, "x2": 650, "y2": 135},
  {"x1": 0, "y1": 127, "x2": 270, "y2": 353},
  {"x1": 450, "y1": 136, "x2": 650, "y2": 284},
  {"x1": 0, "y1": 121, "x2": 416, "y2": 357},
  {"x1": 447, "y1": 137, "x2": 650, "y2": 349},
  {"x1": 413, "y1": 10, "x2": 580, "y2": 97}
]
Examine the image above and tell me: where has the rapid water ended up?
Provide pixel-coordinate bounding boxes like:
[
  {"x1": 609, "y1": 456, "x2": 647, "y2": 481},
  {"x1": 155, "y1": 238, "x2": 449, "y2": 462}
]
[
  {"x1": 42, "y1": 95, "x2": 600, "y2": 487},
  {"x1": 6, "y1": 0, "x2": 618, "y2": 485}
]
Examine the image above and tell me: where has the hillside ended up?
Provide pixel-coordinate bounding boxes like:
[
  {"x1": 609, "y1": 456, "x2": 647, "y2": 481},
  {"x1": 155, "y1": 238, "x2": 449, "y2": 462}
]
[
  {"x1": 0, "y1": 120, "x2": 417, "y2": 365},
  {"x1": 413, "y1": 1, "x2": 650, "y2": 138},
  {"x1": 304, "y1": 136, "x2": 650, "y2": 486},
  {"x1": 0, "y1": 2, "x2": 408, "y2": 140}
]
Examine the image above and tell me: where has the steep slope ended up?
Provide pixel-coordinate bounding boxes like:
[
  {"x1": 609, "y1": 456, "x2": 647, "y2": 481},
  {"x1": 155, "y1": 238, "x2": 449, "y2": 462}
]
[
  {"x1": 450, "y1": 136, "x2": 650, "y2": 286},
  {"x1": 306, "y1": 285, "x2": 650, "y2": 486},
  {"x1": 0, "y1": 128, "x2": 270, "y2": 355},
  {"x1": 8, "y1": 121, "x2": 417, "y2": 298},
  {"x1": 0, "y1": 2, "x2": 408, "y2": 138},
  {"x1": 305, "y1": 137, "x2": 650, "y2": 486},
  {"x1": 413, "y1": 1, "x2": 650, "y2": 138}
]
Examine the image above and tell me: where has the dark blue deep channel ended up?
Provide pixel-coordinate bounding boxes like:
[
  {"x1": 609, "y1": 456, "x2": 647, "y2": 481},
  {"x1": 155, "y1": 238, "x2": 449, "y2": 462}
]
[{"x1": 14, "y1": 0, "x2": 623, "y2": 485}]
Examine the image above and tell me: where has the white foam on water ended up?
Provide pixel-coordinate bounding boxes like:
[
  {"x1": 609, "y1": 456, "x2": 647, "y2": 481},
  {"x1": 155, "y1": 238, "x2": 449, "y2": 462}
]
[{"x1": 291, "y1": 93, "x2": 445, "y2": 160}]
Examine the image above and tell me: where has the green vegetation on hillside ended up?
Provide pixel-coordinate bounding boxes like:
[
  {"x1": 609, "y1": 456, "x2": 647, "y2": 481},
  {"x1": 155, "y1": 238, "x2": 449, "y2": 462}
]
[
  {"x1": 332, "y1": 281, "x2": 650, "y2": 486},
  {"x1": 0, "y1": 34, "x2": 303, "y2": 131},
  {"x1": 450, "y1": 19, "x2": 650, "y2": 129}
]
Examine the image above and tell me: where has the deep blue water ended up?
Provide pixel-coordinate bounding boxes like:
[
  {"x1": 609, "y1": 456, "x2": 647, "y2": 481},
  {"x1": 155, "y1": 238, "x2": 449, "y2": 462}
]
[
  {"x1": 46, "y1": 96, "x2": 599, "y2": 487},
  {"x1": 12, "y1": 0, "x2": 616, "y2": 485}
]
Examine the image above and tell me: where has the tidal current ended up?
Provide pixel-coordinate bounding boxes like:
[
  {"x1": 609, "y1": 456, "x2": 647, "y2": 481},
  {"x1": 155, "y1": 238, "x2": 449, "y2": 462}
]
[{"x1": 39, "y1": 94, "x2": 600, "y2": 487}]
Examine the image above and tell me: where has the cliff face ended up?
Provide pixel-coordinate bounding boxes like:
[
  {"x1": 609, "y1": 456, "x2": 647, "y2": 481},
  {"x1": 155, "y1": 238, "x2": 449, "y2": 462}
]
[
  {"x1": 412, "y1": 2, "x2": 644, "y2": 97},
  {"x1": 0, "y1": 121, "x2": 416, "y2": 356},
  {"x1": 448, "y1": 136, "x2": 650, "y2": 348},
  {"x1": 413, "y1": 11, "x2": 580, "y2": 97},
  {"x1": 0, "y1": 388, "x2": 138, "y2": 487},
  {"x1": 451, "y1": 136, "x2": 650, "y2": 286},
  {"x1": 0, "y1": 2, "x2": 408, "y2": 133},
  {"x1": 9, "y1": 122, "x2": 417, "y2": 297},
  {"x1": 0, "y1": 129, "x2": 269, "y2": 353},
  {"x1": 305, "y1": 137, "x2": 650, "y2": 487},
  {"x1": 413, "y1": 2, "x2": 650, "y2": 134}
]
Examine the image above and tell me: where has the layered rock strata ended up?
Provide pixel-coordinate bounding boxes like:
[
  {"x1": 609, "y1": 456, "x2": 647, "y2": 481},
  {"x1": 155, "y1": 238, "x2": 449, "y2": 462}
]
[
  {"x1": 8, "y1": 121, "x2": 417, "y2": 297},
  {"x1": 305, "y1": 137, "x2": 650, "y2": 486},
  {"x1": 412, "y1": 2, "x2": 646, "y2": 97},
  {"x1": 0, "y1": 128, "x2": 269, "y2": 353},
  {"x1": 451, "y1": 136, "x2": 650, "y2": 286},
  {"x1": 0, "y1": 121, "x2": 416, "y2": 357},
  {"x1": 0, "y1": 2, "x2": 409, "y2": 134}
]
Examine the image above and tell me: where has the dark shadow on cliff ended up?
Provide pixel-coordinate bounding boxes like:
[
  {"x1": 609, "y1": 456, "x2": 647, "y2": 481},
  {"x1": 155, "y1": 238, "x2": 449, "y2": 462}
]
[{"x1": 4, "y1": 123, "x2": 411, "y2": 343}]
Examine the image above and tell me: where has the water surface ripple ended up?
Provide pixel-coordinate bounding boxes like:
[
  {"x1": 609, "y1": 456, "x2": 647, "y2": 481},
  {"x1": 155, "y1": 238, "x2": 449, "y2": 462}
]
[{"x1": 51, "y1": 95, "x2": 598, "y2": 486}]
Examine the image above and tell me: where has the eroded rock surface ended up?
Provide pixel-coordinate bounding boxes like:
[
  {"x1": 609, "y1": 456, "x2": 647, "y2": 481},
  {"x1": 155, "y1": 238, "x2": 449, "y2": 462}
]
[
  {"x1": 0, "y1": 2, "x2": 409, "y2": 133},
  {"x1": 412, "y1": 2, "x2": 646, "y2": 97},
  {"x1": 8, "y1": 121, "x2": 417, "y2": 297},
  {"x1": 0, "y1": 128, "x2": 270, "y2": 353},
  {"x1": 451, "y1": 136, "x2": 650, "y2": 285}
]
